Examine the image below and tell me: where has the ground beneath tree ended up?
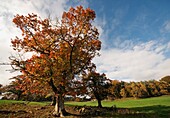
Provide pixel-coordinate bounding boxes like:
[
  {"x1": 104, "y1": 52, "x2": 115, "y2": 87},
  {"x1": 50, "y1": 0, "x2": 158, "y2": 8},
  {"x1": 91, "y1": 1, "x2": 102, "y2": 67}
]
[{"x1": 0, "y1": 103, "x2": 156, "y2": 118}]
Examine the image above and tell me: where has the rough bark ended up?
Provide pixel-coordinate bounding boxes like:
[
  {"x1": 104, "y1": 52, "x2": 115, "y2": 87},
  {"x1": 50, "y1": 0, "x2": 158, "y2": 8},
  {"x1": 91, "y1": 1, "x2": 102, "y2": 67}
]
[
  {"x1": 48, "y1": 78, "x2": 67, "y2": 117},
  {"x1": 53, "y1": 94, "x2": 67, "y2": 117},
  {"x1": 51, "y1": 96, "x2": 56, "y2": 106}
]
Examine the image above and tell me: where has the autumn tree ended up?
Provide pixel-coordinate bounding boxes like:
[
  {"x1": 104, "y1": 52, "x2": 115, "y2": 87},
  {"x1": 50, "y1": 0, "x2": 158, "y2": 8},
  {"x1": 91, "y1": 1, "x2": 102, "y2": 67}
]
[
  {"x1": 1, "y1": 77, "x2": 24, "y2": 100},
  {"x1": 9, "y1": 75, "x2": 51, "y2": 101},
  {"x1": 10, "y1": 6, "x2": 101, "y2": 117},
  {"x1": 120, "y1": 82, "x2": 132, "y2": 98},
  {"x1": 160, "y1": 76, "x2": 170, "y2": 84},
  {"x1": 147, "y1": 80, "x2": 161, "y2": 96},
  {"x1": 158, "y1": 81, "x2": 169, "y2": 95},
  {"x1": 108, "y1": 80, "x2": 122, "y2": 99},
  {"x1": 138, "y1": 82, "x2": 150, "y2": 98},
  {"x1": 83, "y1": 71, "x2": 110, "y2": 108}
]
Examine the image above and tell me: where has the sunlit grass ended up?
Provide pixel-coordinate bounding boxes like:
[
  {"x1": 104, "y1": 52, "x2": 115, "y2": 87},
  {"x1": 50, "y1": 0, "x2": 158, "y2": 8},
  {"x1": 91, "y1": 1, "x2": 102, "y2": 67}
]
[
  {"x1": 65, "y1": 95, "x2": 170, "y2": 117},
  {"x1": 65, "y1": 95, "x2": 170, "y2": 108},
  {"x1": 0, "y1": 100, "x2": 49, "y2": 106},
  {"x1": 0, "y1": 100, "x2": 25, "y2": 105},
  {"x1": 0, "y1": 95, "x2": 170, "y2": 117},
  {"x1": 1, "y1": 95, "x2": 169, "y2": 107}
]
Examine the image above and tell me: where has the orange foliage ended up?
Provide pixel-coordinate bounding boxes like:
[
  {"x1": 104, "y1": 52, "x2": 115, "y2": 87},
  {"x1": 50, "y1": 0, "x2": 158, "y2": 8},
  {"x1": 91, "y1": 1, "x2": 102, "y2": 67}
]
[{"x1": 11, "y1": 6, "x2": 101, "y2": 97}]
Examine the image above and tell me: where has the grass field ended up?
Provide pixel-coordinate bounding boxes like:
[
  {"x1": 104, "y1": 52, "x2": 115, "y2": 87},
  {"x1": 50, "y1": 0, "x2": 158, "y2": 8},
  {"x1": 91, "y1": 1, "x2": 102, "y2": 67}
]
[
  {"x1": 0, "y1": 95, "x2": 170, "y2": 117},
  {"x1": 65, "y1": 95, "x2": 170, "y2": 117},
  {"x1": 0, "y1": 100, "x2": 49, "y2": 106},
  {"x1": 65, "y1": 95, "x2": 170, "y2": 107}
]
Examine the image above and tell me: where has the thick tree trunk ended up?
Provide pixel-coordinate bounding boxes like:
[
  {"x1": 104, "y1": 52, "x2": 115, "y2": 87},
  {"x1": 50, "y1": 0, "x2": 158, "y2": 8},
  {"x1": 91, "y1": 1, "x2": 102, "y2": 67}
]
[
  {"x1": 95, "y1": 92, "x2": 102, "y2": 108},
  {"x1": 53, "y1": 94, "x2": 67, "y2": 117},
  {"x1": 97, "y1": 99, "x2": 102, "y2": 108},
  {"x1": 17, "y1": 93, "x2": 21, "y2": 100},
  {"x1": 51, "y1": 96, "x2": 56, "y2": 106},
  {"x1": 48, "y1": 78, "x2": 67, "y2": 117}
]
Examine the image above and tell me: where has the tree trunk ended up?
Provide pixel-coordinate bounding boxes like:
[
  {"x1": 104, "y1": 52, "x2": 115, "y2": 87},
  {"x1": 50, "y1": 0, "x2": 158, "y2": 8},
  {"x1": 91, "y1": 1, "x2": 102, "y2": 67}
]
[
  {"x1": 48, "y1": 78, "x2": 67, "y2": 117},
  {"x1": 97, "y1": 99, "x2": 102, "y2": 108},
  {"x1": 53, "y1": 94, "x2": 67, "y2": 117},
  {"x1": 51, "y1": 96, "x2": 56, "y2": 106},
  {"x1": 17, "y1": 93, "x2": 21, "y2": 100}
]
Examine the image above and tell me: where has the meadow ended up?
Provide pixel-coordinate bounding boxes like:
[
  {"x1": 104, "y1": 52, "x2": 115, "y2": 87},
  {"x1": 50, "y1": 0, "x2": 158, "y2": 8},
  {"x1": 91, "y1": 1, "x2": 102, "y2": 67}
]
[
  {"x1": 0, "y1": 95, "x2": 170, "y2": 117},
  {"x1": 66, "y1": 95, "x2": 170, "y2": 117}
]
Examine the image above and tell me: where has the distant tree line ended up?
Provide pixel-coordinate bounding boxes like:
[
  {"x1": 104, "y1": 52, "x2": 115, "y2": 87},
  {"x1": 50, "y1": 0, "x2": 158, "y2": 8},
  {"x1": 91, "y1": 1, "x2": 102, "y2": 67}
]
[
  {"x1": 108, "y1": 77, "x2": 170, "y2": 100},
  {"x1": 1, "y1": 75, "x2": 169, "y2": 102}
]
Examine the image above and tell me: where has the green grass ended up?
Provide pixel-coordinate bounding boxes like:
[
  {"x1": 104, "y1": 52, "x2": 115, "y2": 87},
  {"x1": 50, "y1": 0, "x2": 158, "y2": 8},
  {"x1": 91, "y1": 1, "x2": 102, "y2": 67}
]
[
  {"x1": 2, "y1": 95, "x2": 169, "y2": 108},
  {"x1": 65, "y1": 95, "x2": 170, "y2": 107},
  {"x1": 1, "y1": 95, "x2": 170, "y2": 117},
  {"x1": 0, "y1": 100, "x2": 25, "y2": 105},
  {"x1": 65, "y1": 95, "x2": 170, "y2": 117},
  {"x1": 0, "y1": 100, "x2": 49, "y2": 106}
]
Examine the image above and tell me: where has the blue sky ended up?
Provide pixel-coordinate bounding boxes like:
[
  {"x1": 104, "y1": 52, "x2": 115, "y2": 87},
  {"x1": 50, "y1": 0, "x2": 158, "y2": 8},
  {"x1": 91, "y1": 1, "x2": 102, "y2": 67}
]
[
  {"x1": 89, "y1": 0, "x2": 170, "y2": 47},
  {"x1": 0, "y1": 0, "x2": 170, "y2": 85}
]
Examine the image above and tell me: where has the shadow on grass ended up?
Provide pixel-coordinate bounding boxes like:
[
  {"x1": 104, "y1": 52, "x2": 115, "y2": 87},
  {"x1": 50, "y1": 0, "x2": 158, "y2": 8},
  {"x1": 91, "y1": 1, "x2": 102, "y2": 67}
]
[
  {"x1": 1, "y1": 103, "x2": 170, "y2": 118},
  {"x1": 130, "y1": 105, "x2": 170, "y2": 118},
  {"x1": 64, "y1": 105, "x2": 168, "y2": 118}
]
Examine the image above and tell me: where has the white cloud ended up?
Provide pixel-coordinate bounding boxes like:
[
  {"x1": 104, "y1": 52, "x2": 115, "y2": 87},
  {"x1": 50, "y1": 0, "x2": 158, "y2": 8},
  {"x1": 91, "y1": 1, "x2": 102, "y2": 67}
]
[
  {"x1": 110, "y1": 8, "x2": 127, "y2": 31},
  {"x1": 161, "y1": 20, "x2": 170, "y2": 33},
  {"x1": 164, "y1": 21, "x2": 170, "y2": 31},
  {"x1": 93, "y1": 40, "x2": 170, "y2": 82},
  {"x1": 69, "y1": 0, "x2": 89, "y2": 8},
  {"x1": 168, "y1": 42, "x2": 170, "y2": 49},
  {"x1": 0, "y1": 0, "x2": 68, "y2": 19},
  {"x1": 93, "y1": 17, "x2": 107, "y2": 48}
]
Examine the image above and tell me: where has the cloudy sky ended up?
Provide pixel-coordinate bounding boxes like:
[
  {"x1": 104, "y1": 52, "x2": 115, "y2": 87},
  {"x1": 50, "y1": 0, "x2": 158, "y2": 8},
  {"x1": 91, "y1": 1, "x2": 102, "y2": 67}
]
[{"x1": 0, "y1": 0, "x2": 170, "y2": 85}]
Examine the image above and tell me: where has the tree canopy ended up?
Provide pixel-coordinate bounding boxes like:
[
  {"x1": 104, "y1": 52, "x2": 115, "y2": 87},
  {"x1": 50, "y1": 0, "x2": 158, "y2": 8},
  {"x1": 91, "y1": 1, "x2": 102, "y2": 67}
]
[
  {"x1": 10, "y1": 6, "x2": 101, "y2": 116},
  {"x1": 83, "y1": 71, "x2": 110, "y2": 108}
]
